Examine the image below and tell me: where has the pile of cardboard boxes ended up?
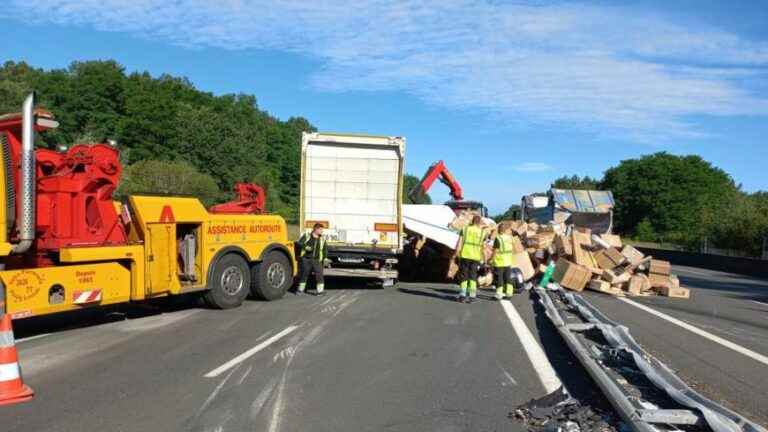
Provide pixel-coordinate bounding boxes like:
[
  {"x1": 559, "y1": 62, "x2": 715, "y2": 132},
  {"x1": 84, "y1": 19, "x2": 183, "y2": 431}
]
[
  {"x1": 444, "y1": 210, "x2": 688, "y2": 299},
  {"x1": 498, "y1": 220, "x2": 690, "y2": 299}
]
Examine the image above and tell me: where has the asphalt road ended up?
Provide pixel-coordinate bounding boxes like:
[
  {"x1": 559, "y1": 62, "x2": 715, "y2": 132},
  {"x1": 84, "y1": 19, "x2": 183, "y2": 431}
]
[
  {"x1": 2, "y1": 284, "x2": 551, "y2": 432},
  {"x1": 1, "y1": 263, "x2": 766, "y2": 431},
  {"x1": 582, "y1": 264, "x2": 768, "y2": 426}
]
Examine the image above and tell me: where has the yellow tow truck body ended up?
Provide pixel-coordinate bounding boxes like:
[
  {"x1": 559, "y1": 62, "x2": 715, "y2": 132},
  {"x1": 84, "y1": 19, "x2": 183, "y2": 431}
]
[
  {"x1": 0, "y1": 94, "x2": 296, "y2": 320},
  {"x1": 2, "y1": 196, "x2": 295, "y2": 319}
]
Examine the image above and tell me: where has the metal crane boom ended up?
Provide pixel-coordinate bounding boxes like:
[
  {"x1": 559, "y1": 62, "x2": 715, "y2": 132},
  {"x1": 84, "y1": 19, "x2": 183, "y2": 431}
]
[{"x1": 408, "y1": 160, "x2": 464, "y2": 202}]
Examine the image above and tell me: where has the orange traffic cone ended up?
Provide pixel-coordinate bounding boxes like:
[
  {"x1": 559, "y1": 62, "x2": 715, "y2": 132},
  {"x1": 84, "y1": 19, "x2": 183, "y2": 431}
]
[{"x1": 0, "y1": 314, "x2": 33, "y2": 406}]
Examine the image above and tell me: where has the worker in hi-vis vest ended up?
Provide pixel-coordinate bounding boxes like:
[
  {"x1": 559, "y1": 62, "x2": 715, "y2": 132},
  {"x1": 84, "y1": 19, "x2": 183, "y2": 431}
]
[
  {"x1": 296, "y1": 223, "x2": 328, "y2": 296},
  {"x1": 454, "y1": 215, "x2": 486, "y2": 303},
  {"x1": 490, "y1": 222, "x2": 521, "y2": 300}
]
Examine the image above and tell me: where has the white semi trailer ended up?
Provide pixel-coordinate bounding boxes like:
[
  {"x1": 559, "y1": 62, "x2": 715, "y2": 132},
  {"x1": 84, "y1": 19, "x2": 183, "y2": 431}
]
[{"x1": 300, "y1": 132, "x2": 405, "y2": 285}]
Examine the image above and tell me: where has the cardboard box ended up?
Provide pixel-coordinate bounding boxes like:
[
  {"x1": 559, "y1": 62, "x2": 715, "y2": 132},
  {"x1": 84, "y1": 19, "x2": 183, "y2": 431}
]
[
  {"x1": 508, "y1": 221, "x2": 528, "y2": 237},
  {"x1": 649, "y1": 273, "x2": 673, "y2": 289},
  {"x1": 552, "y1": 260, "x2": 592, "y2": 292},
  {"x1": 627, "y1": 274, "x2": 650, "y2": 296},
  {"x1": 649, "y1": 259, "x2": 671, "y2": 275},
  {"x1": 589, "y1": 279, "x2": 611, "y2": 292},
  {"x1": 447, "y1": 259, "x2": 459, "y2": 279},
  {"x1": 510, "y1": 236, "x2": 525, "y2": 254},
  {"x1": 572, "y1": 233, "x2": 598, "y2": 269},
  {"x1": 527, "y1": 232, "x2": 556, "y2": 249},
  {"x1": 449, "y1": 210, "x2": 477, "y2": 230},
  {"x1": 589, "y1": 279, "x2": 624, "y2": 296},
  {"x1": 659, "y1": 285, "x2": 689, "y2": 298},
  {"x1": 603, "y1": 269, "x2": 631, "y2": 285},
  {"x1": 511, "y1": 251, "x2": 536, "y2": 281},
  {"x1": 594, "y1": 247, "x2": 626, "y2": 270},
  {"x1": 600, "y1": 234, "x2": 623, "y2": 248},
  {"x1": 572, "y1": 229, "x2": 593, "y2": 248},
  {"x1": 621, "y1": 245, "x2": 645, "y2": 266},
  {"x1": 555, "y1": 234, "x2": 573, "y2": 257}
]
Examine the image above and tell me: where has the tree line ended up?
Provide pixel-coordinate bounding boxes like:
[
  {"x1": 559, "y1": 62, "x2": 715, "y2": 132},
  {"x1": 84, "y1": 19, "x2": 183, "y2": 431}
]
[{"x1": 1, "y1": 60, "x2": 312, "y2": 220}]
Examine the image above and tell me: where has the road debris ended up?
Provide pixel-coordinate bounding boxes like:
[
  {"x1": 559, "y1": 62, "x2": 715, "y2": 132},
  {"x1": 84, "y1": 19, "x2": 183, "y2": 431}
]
[
  {"x1": 536, "y1": 285, "x2": 768, "y2": 432},
  {"x1": 491, "y1": 221, "x2": 691, "y2": 299},
  {"x1": 512, "y1": 387, "x2": 617, "y2": 432}
]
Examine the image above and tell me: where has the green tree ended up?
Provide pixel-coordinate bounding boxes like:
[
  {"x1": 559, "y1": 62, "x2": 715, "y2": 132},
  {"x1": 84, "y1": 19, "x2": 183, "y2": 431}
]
[
  {"x1": 117, "y1": 160, "x2": 222, "y2": 206},
  {"x1": 600, "y1": 152, "x2": 738, "y2": 247},
  {"x1": 551, "y1": 175, "x2": 599, "y2": 190},
  {"x1": 634, "y1": 218, "x2": 656, "y2": 242},
  {"x1": 709, "y1": 191, "x2": 768, "y2": 257},
  {"x1": 0, "y1": 61, "x2": 32, "y2": 114},
  {"x1": 493, "y1": 204, "x2": 521, "y2": 221},
  {"x1": 403, "y1": 174, "x2": 432, "y2": 204}
]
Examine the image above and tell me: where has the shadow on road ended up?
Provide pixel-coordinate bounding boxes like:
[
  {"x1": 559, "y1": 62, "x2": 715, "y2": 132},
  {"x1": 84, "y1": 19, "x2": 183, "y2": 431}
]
[
  {"x1": 397, "y1": 284, "x2": 502, "y2": 303},
  {"x1": 12, "y1": 292, "x2": 203, "y2": 340},
  {"x1": 398, "y1": 287, "x2": 457, "y2": 302}
]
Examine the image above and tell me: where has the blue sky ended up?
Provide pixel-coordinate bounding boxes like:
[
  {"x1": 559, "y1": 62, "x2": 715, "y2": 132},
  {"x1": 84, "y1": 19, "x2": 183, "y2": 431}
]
[{"x1": 1, "y1": 1, "x2": 767, "y2": 213}]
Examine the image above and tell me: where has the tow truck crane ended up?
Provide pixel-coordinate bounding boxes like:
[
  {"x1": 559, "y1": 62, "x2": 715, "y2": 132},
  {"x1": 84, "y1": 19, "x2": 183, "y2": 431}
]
[
  {"x1": 408, "y1": 160, "x2": 487, "y2": 216},
  {"x1": 0, "y1": 93, "x2": 295, "y2": 319}
]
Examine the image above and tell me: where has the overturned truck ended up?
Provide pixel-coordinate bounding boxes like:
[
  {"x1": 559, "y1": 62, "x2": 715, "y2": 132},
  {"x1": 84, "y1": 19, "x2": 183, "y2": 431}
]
[{"x1": 522, "y1": 189, "x2": 615, "y2": 235}]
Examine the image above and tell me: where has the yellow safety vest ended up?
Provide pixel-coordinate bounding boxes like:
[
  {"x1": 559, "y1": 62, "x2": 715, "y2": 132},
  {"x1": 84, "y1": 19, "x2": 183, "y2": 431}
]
[
  {"x1": 459, "y1": 225, "x2": 485, "y2": 261},
  {"x1": 492, "y1": 234, "x2": 515, "y2": 267},
  {"x1": 299, "y1": 233, "x2": 326, "y2": 261}
]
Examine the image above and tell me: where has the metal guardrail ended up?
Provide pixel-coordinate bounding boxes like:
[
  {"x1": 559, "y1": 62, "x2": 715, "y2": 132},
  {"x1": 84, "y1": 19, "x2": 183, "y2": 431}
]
[{"x1": 535, "y1": 285, "x2": 767, "y2": 432}]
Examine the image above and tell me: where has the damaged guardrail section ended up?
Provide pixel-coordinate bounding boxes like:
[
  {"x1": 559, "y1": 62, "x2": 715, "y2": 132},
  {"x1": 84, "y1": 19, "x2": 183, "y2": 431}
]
[{"x1": 535, "y1": 285, "x2": 767, "y2": 432}]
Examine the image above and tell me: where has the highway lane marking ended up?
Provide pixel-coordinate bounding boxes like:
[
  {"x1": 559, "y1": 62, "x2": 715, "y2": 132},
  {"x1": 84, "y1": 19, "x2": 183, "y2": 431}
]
[
  {"x1": 500, "y1": 300, "x2": 562, "y2": 393},
  {"x1": 17, "y1": 333, "x2": 52, "y2": 343},
  {"x1": 204, "y1": 325, "x2": 299, "y2": 378},
  {"x1": 618, "y1": 297, "x2": 768, "y2": 367}
]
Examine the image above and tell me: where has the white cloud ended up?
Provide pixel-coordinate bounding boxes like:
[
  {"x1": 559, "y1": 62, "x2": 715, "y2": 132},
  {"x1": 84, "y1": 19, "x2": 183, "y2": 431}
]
[
  {"x1": 6, "y1": 0, "x2": 768, "y2": 142},
  {"x1": 512, "y1": 162, "x2": 554, "y2": 173}
]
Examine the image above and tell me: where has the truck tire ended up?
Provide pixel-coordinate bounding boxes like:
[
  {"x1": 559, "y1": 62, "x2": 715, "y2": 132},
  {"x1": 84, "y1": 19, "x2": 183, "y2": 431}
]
[
  {"x1": 204, "y1": 254, "x2": 251, "y2": 309},
  {"x1": 251, "y1": 251, "x2": 292, "y2": 300}
]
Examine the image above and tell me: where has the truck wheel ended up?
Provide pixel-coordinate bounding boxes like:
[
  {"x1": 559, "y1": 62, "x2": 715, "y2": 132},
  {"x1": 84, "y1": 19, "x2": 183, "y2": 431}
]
[
  {"x1": 204, "y1": 254, "x2": 251, "y2": 309},
  {"x1": 251, "y1": 251, "x2": 292, "y2": 300}
]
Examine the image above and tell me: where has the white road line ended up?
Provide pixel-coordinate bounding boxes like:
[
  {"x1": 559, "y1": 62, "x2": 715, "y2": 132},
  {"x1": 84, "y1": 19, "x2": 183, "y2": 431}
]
[
  {"x1": 17, "y1": 333, "x2": 52, "y2": 343},
  {"x1": 618, "y1": 297, "x2": 768, "y2": 367},
  {"x1": 500, "y1": 301, "x2": 562, "y2": 393},
  {"x1": 204, "y1": 325, "x2": 299, "y2": 378}
]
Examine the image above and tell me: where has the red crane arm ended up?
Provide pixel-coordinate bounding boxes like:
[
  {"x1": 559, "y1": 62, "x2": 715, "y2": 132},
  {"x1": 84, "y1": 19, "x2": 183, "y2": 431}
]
[
  {"x1": 209, "y1": 183, "x2": 266, "y2": 214},
  {"x1": 409, "y1": 160, "x2": 464, "y2": 202}
]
